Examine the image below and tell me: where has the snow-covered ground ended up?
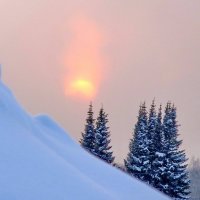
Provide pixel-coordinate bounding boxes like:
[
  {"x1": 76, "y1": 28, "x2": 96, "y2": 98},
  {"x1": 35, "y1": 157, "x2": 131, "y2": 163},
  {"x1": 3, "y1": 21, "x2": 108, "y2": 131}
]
[{"x1": 0, "y1": 80, "x2": 170, "y2": 200}]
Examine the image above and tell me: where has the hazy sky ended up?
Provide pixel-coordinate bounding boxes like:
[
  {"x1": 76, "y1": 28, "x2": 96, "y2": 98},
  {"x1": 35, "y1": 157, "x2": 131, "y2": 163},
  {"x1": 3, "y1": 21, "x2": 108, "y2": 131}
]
[{"x1": 1, "y1": 0, "x2": 200, "y2": 162}]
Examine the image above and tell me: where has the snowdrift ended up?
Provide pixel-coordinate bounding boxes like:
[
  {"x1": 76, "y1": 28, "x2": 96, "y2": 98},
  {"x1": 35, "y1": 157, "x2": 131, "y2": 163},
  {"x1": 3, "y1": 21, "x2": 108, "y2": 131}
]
[{"x1": 0, "y1": 81, "x2": 170, "y2": 200}]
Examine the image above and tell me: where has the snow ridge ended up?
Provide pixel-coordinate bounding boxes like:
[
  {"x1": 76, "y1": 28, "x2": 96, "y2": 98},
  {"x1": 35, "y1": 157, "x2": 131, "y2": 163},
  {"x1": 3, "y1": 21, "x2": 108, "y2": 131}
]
[{"x1": 0, "y1": 80, "x2": 170, "y2": 200}]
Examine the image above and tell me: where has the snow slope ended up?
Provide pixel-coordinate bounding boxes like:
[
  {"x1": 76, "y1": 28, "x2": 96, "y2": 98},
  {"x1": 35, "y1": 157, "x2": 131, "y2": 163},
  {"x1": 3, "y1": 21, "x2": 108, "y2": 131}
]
[{"x1": 0, "y1": 81, "x2": 170, "y2": 200}]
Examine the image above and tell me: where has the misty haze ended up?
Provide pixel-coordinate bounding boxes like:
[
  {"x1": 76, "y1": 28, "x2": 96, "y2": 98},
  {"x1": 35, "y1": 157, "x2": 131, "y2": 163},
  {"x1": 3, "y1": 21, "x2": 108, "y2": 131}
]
[{"x1": 0, "y1": 0, "x2": 199, "y2": 199}]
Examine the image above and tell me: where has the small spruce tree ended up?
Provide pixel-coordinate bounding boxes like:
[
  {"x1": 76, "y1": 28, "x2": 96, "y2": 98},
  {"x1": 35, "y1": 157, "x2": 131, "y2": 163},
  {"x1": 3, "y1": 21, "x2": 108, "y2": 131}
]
[
  {"x1": 80, "y1": 102, "x2": 96, "y2": 153},
  {"x1": 94, "y1": 107, "x2": 114, "y2": 164},
  {"x1": 189, "y1": 157, "x2": 200, "y2": 200}
]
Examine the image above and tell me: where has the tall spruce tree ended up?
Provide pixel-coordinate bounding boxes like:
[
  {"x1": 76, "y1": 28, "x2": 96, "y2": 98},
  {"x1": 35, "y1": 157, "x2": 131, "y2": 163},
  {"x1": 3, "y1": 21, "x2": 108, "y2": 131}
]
[
  {"x1": 161, "y1": 103, "x2": 190, "y2": 199},
  {"x1": 147, "y1": 100, "x2": 158, "y2": 185},
  {"x1": 94, "y1": 107, "x2": 114, "y2": 164},
  {"x1": 80, "y1": 102, "x2": 96, "y2": 153},
  {"x1": 124, "y1": 103, "x2": 151, "y2": 182},
  {"x1": 151, "y1": 105, "x2": 167, "y2": 190},
  {"x1": 154, "y1": 105, "x2": 165, "y2": 156}
]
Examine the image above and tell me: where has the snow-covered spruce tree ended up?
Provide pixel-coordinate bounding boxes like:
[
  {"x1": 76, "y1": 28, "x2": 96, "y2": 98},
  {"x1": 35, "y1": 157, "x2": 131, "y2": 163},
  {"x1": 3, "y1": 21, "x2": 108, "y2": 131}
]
[
  {"x1": 80, "y1": 102, "x2": 96, "y2": 153},
  {"x1": 161, "y1": 103, "x2": 190, "y2": 199},
  {"x1": 124, "y1": 103, "x2": 151, "y2": 183},
  {"x1": 147, "y1": 100, "x2": 158, "y2": 185},
  {"x1": 151, "y1": 105, "x2": 167, "y2": 190},
  {"x1": 94, "y1": 107, "x2": 114, "y2": 164}
]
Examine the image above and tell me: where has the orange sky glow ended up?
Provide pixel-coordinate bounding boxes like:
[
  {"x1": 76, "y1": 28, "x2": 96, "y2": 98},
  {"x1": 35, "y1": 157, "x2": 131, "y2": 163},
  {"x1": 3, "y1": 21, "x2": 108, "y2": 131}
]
[{"x1": 64, "y1": 15, "x2": 105, "y2": 99}]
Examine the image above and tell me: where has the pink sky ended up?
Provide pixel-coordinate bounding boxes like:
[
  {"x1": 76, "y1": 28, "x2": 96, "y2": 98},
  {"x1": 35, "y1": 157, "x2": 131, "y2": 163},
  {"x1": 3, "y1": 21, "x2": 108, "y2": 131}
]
[{"x1": 1, "y1": 0, "x2": 200, "y2": 162}]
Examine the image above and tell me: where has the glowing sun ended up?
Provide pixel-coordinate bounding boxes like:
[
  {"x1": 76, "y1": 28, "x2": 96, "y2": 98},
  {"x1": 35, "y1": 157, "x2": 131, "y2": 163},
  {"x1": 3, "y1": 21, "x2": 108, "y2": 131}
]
[
  {"x1": 66, "y1": 78, "x2": 95, "y2": 99},
  {"x1": 64, "y1": 15, "x2": 106, "y2": 100}
]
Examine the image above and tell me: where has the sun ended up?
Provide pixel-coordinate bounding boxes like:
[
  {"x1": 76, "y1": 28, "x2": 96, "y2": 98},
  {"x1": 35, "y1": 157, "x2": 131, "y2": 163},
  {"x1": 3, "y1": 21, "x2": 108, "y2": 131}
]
[
  {"x1": 63, "y1": 15, "x2": 106, "y2": 100},
  {"x1": 66, "y1": 78, "x2": 95, "y2": 99}
]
